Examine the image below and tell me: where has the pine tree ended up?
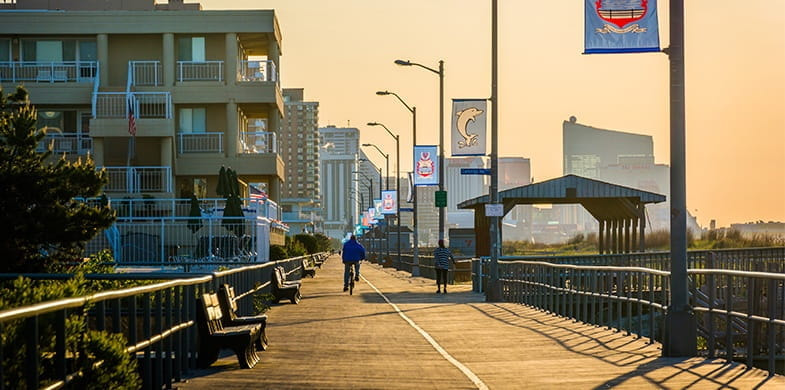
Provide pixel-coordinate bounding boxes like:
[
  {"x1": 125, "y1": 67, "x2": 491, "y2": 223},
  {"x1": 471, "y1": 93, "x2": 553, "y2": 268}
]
[{"x1": 0, "y1": 87, "x2": 115, "y2": 272}]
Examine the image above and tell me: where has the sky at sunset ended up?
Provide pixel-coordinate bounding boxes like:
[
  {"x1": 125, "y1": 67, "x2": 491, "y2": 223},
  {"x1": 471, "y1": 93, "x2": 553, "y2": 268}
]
[{"x1": 201, "y1": 0, "x2": 785, "y2": 228}]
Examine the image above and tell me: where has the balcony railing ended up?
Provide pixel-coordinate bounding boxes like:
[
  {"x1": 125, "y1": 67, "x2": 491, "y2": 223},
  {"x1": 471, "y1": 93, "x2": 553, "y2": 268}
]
[
  {"x1": 37, "y1": 133, "x2": 92, "y2": 155},
  {"x1": 239, "y1": 131, "x2": 277, "y2": 154},
  {"x1": 238, "y1": 60, "x2": 277, "y2": 83},
  {"x1": 0, "y1": 61, "x2": 97, "y2": 83},
  {"x1": 177, "y1": 60, "x2": 223, "y2": 82},
  {"x1": 102, "y1": 166, "x2": 172, "y2": 193},
  {"x1": 92, "y1": 92, "x2": 172, "y2": 119},
  {"x1": 178, "y1": 132, "x2": 223, "y2": 154},
  {"x1": 129, "y1": 60, "x2": 162, "y2": 86}
]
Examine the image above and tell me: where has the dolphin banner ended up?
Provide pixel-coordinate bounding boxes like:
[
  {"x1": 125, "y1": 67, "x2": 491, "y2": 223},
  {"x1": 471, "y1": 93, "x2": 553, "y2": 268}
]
[
  {"x1": 584, "y1": 0, "x2": 660, "y2": 54},
  {"x1": 451, "y1": 99, "x2": 487, "y2": 156},
  {"x1": 373, "y1": 198, "x2": 384, "y2": 219},
  {"x1": 413, "y1": 145, "x2": 439, "y2": 186}
]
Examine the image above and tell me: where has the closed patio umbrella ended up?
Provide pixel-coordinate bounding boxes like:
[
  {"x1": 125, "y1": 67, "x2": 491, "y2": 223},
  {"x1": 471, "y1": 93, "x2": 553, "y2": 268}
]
[{"x1": 187, "y1": 194, "x2": 202, "y2": 234}]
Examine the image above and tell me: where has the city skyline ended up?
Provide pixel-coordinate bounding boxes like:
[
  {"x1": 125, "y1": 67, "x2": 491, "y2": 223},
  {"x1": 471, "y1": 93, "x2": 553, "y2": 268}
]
[{"x1": 201, "y1": 0, "x2": 785, "y2": 229}]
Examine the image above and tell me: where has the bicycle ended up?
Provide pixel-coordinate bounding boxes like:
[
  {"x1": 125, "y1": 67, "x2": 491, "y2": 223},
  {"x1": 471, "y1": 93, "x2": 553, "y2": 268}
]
[{"x1": 348, "y1": 265, "x2": 355, "y2": 295}]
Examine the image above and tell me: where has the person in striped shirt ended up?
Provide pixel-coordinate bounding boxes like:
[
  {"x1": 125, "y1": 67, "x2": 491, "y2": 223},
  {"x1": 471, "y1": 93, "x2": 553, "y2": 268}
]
[{"x1": 433, "y1": 240, "x2": 454, "y2": 293}]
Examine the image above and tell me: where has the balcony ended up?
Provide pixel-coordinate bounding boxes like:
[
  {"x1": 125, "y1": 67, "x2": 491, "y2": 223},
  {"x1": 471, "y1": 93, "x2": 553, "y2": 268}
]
[
  {"x1": 102, "y1": 166, "x2": 172, "y2": 193},
  {"x1": 92, "y1": 92, "x2": 172, "y2": 119},
  {"x1": 0, "y1": 61, "x2": 97, "y2": 83},
  {"x1": 238, "y1": 60, "x2": 277, "y2": 83},
  {"x1": 37, "y1": 133, "x2": 92, "y2": 155},
  {"x1": 177, "y1": 61, "x2": 224, "y2": 82},
  {"x1": 178, "y1": 132, "x2": 223, "y2": 154},
  {"x1": 239, "y1": 131, "x2": 277, "y2": 154}
]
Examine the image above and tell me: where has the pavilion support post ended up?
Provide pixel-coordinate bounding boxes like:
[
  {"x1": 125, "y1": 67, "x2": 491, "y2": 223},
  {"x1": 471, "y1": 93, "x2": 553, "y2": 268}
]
[
  {"x1": 607, "y1": 220, "x2": 614, "y2": 254},
  {"x1": 598, "y1": 219, "x2": 605, "y2": 254},
  {"x1": 639, "y1": 204, "x2": 646, "y2": 251},
  {"x1": 631, "y1": 217, "x2": 638, "y2": 253},
  {"x1": 625, "y1": 218, "x2": 631, "y2": 253}
]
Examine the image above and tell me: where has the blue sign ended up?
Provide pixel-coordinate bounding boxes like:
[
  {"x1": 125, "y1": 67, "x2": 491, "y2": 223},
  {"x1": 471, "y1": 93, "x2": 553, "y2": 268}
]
[
  {"x1": 584, "y1": 0, "x2": 660, "y2": 54},
  {"x1": 399, "y1": 207, "x2": 414, "y2": 212},
  {"x1": 461, "y1": 168, "x2": 491, "y2": 175}
]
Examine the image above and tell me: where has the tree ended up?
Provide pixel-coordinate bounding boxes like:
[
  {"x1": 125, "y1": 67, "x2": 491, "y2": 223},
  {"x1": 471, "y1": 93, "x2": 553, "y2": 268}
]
[{"x1": 0, "y1": 87, "x2": 115, "y2": 272}]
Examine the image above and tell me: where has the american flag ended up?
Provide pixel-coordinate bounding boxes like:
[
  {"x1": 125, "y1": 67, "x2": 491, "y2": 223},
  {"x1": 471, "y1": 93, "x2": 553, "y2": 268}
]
[
  {"x1": 249, "y1": 185, "x2": 267, "y2": 200},
  {"x1": 128, "y1": 98, "x2": 137, "y2": 136}
]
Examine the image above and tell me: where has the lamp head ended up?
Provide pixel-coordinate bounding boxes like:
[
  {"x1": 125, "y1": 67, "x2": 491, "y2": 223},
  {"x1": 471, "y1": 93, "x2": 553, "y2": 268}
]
[
  {"x1": 394, "y1": 59, "x2": 411, "y2": 66},
  {"x1": 367, "y1": 122, "x2": 379, "y2": 126},
  {"x1": 361, "y1": 143, "x2": 372, "y2": 147},
  {"x1": 375, "y1": 91, "x2": 390, "y2": 96}
]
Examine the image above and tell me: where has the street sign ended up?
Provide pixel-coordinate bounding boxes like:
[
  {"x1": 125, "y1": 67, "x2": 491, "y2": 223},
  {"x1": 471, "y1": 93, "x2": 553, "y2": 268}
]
[
  {"x1": 485, "y1": 203, "x2": 504, "y2": 217},
  {"x1": 399, "y1": 207, "x2": 414, "y2": 212},
  {"x1": 435, "y1": 190, "x2": 447, "y2": 207},
  {"x1": 460, "y1": 168, "x2": 491, "y2": 175}
]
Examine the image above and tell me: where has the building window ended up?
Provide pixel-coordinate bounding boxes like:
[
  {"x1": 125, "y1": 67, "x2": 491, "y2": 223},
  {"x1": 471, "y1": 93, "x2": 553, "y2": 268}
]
[
  {"x1": 193, "y1": 178, "x2": 208, "y2": 198},
  {"x1": 178, "y1": 37, "x2": 205, "y2": 62},
  {"x1": 0, "y1": 39, "x2": 10, "y2": 61},
  {"x1": 178, "y1": 108, "x2": 206, "y2": 133}
]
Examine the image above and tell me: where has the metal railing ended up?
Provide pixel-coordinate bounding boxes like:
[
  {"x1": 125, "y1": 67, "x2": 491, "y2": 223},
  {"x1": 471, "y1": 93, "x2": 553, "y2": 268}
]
[
  {"x1": 476, "y1": 257, "x2": 785, "y2": 376},
  {"x1": 177, "y1": 132, "x2": 223, "y2": 154},
  {"x1": 130, "y1": 92, "x2": 172, "y2": 119},
  {"x1": 0, "y1": 61, "x2": 97, "y2": 83},
  {"x1": 177, "y1": 61, "x2": 223, "y2": 82},
  {"x1": 0, "y1": 253, "x2": 325, "y2": 389},
  {"x1": 37, "y1": 133, "x2": 93, "y2": 155},
  {"x1": 92, "y1": 92, "x2": 127, "y2": 118},
  {"x1": 130, "y1": 60, "x2": 163, "y2": 86},
  {"x1": 238, "y1": 60, "x2": 277, "y2": 83},
  {"x1": 102, "y1": 166, "x2": 172, "y2": 193},
  {"x1": 239, "y1": 131, "x2": 277, "y2": 154}
]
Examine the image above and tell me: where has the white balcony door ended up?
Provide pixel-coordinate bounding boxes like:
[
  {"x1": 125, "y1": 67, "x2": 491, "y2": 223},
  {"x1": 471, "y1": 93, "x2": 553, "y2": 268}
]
[{"x1": 178, "y1": 37, "x2": 205, "y2": 62}]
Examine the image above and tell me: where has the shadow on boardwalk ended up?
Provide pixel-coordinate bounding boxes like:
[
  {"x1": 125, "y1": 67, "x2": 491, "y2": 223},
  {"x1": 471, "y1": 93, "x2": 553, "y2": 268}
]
[{"x1": 180, "y1": 256, "x2": 784, "y2": 389}]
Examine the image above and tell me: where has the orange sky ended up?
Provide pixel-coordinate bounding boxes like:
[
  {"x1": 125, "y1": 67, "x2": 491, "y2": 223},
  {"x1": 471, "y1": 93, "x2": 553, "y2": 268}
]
[{"x1": 200, "y1": 0, "x2": 785, "y2": 229}]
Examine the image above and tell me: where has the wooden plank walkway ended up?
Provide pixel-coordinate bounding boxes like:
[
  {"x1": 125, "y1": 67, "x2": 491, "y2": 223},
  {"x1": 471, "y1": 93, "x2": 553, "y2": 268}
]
[{"x1": 181, "y1": 254, "x2": 785, "y2": 389}]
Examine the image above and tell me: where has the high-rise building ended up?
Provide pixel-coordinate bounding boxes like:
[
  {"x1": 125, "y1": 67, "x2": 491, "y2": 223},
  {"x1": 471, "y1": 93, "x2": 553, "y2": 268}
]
[
  {"x1": 1, "y1": 0, "x2": 289, "y2": 245},
  {"x1": 280, "y1": 88, "x2": 321, "y2": 234},
  {"x1": 319, "y1": 125, "x2": 360, "y2": 239},
  {"x1": 498, "y1": 157, "x2": 533, "y2": 241},
  {"x1": 562, "y1": 116, "x2": 697, "y2": 233},
  {"x1": 445, "y1": 157, "x2": 488, "y2": 228}
]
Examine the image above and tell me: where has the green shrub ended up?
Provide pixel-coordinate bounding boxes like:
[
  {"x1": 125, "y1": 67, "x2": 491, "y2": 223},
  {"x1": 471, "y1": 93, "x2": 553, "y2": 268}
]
[
  {"x1": 270, "y1": 245, "x2": 287, "y2": 260},
  {"x1": 294, "y1": 234, "x2": 318, "y2": 254}
]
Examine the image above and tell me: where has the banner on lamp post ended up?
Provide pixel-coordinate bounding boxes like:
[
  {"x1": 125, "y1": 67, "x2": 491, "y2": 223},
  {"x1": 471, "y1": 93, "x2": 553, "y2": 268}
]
[
  {"x1": 373, "y1": 199, "x2": 384, "y2": 219},
  {"x1": 413, "y1": 145, "x2": 438, "y2": 186},
  {"x1": 451, "y1": 99, "x2": 487, "y2": 156},
  {"x1": 584, "y1": 0, "x2": 660, "y2": 54},
  {"x1": 380, "y1": 190, "x2": 398, "y2": 215}
]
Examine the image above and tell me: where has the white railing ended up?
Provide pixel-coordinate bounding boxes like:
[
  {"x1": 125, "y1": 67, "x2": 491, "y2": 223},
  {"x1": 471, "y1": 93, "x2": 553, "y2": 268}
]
[
  {"x1": 238, "y1": 60, "x2": 277, "y2": 83},
  {"x1": 130, "y1": 92, "x2": 172, "y2": 118},
  {"x1": 102, "y1": 166, "x2": 172, "y2": 193},
  {"x1": 92, "y1": 92, "x2": 127, "y2": 118},
  {"x1": 130, "y1": 60, "x2": 162, "y2": 86},
  {"x1": 0, "y1": 61, "x2": 97, "y2": 83},
  {"x1": 37, "y1": 133, "x2": 93, "y2": 155},
  {"x1": 178, "y1": 132, "x2": 223, "y2": 154},
  {"x1": 177, "y1": 60, "x2": 223, "y2": 82},
  {"x1": 239, "y1": 131, "x2": 277, "y2": 154}
]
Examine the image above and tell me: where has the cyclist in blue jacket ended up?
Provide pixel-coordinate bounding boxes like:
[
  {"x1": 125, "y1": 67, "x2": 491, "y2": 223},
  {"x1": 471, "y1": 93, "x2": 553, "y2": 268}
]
[{"x1": 341, "y1": 235, "x2": 365, "y2": 291}]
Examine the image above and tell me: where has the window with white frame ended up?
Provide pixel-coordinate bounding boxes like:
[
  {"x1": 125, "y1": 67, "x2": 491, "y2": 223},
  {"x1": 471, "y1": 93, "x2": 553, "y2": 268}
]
[{"x1": 178, "y1": 108, "x2": 206, "y2": 133}]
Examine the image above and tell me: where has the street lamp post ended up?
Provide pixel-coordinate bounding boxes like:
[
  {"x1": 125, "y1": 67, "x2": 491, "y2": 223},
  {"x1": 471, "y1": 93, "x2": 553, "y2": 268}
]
[
  {"x1": 368, "y1": 122, "x2": 401, "y2": 271},
  {"x1": 376, "y1": 90, "x2": 419, "y2": 276},
  {"x1": 353, "y1": 176, "x2": 375, "y2": 258},
  {"x1": 362, "y1": 143, "x2": 390, "y2": 264},
  {"x1": 394, "y1": 59, "x2": 445, "y2": 244}
]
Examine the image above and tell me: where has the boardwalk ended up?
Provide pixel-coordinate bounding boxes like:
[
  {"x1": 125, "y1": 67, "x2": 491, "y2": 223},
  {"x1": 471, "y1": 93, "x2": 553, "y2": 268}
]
[{"x1": 182, "y1": 255, "x2": 785, "y2": 389}]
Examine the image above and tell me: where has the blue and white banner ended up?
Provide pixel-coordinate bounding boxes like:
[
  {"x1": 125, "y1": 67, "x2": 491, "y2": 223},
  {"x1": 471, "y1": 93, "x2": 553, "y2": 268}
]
[
  {"x1": 585, "y1": 0, "x2": 660, "y2": 54},
  {"x1": 368, "y1": 208, "x2": 379, "y2": 224},
  {"x1": 381, "y1": 190, "x2": 398, "y2": 215},
  {"x1": 373, "y1": 199, "x2": 384, "y2": 219},
  {"x1": 413, "y1": 145, "x2": 438, "y2": 186},
  {"x1": 451, "y1": 99, "x2": 487, "y2": 156}
]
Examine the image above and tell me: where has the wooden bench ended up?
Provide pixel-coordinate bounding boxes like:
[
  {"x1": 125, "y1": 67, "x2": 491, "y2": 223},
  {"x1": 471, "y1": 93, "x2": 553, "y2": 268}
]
[
  {"x1": 271, "y1": 266, "x2": 301, "y2": 304},
  {"x1": 301, "y1": 257, "x2": 317, "y2": 278},
  {"x1": 217, "y1": 284, "x2": 269, "y2": 351},
  {"x1": 313, "y1": 253, "x2": 327, "y2": 268},
  {"x1": 196, "y1": 293, "x2": 263, "y2": 369}
]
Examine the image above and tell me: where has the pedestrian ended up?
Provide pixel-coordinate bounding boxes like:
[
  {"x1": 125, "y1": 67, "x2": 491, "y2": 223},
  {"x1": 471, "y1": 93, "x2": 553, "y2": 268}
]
[
  {"x1": 341, "y1": 235, "x2": 365, "y2": 292},
  {"x1": 433, "y1": 239, "x2": 454, "y2": 293}
]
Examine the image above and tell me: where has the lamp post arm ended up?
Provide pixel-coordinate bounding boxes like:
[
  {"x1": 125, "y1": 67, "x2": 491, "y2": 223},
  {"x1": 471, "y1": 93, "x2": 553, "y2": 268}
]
[{"x1": 389, "y1": 92, "x2": 414, "y2": 114}]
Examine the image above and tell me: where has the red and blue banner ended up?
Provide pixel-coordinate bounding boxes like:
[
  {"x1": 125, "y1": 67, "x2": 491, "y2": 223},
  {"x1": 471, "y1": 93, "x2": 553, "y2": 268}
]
[
  {"x1": 413, "y1": 145, "x2": 438, "y2": 186},
  {"x1": 585, "y1": 0, "x2": 660, "y2": 54},
  {"x1": 380, "y1": 190, "x2": 398, "y2": 215}
]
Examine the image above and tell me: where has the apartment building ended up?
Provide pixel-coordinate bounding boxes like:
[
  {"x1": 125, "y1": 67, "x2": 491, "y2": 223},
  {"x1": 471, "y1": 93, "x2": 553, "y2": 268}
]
[
  {"x1": 319, "y1": 125, "x2": 360, "y2": 239},
  {"x1": 0, "y1": 0, "x2": 288, "y2": 256},
  {"x1": 280, "y1": 88, "x2": 321, "y2": 234}
]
